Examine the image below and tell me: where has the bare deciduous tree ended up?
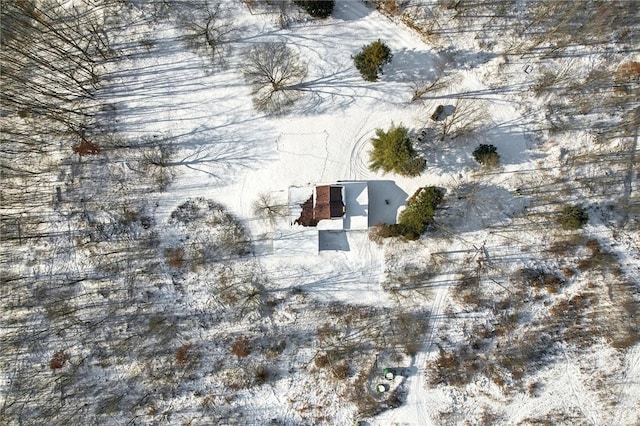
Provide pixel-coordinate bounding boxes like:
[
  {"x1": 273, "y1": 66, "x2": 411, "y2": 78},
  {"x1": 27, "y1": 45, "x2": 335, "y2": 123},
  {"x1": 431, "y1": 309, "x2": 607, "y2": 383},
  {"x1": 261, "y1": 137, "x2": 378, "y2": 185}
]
[
  {"x1": 241, "y1": 42, "x2": 308, "y2": 114},
  {"x1": 411, "y1": 76, "x2": 449, "y2": 102},
  {"x1": 252, "y1": 192, "x2": 288, "y2": 225},
  {"x1": 180, "y1": 1, "x2": 234, "y2": 65},
  {"x1": 410, "y1": 53, "x2": 452, "y2": 102},
  {"x1": 438, "y1": 99, "x2": 488, "y2": 141}
]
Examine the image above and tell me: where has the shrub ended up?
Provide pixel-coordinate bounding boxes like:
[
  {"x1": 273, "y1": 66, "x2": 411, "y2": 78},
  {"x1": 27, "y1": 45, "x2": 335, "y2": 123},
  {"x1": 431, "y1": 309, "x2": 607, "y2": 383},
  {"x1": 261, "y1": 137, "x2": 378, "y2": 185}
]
[
  {"x1": 354, "y1": 39, "x2": 393, "y2": 82},
  {"x1": 398, "y1": 186, "x2": 444, "y2": 235},
  {"x1": 231, "y1": 336, "x2": 251, "y2": 358},
  {"x1": 330, "y1": 361, "x2": 350, "y2": 379},
  {"x1": 176, "y1": 343, "x2": 192, "y2": 366},
  {"x1": 294, "y1": 0, "x2": 334, "y2": 18},
  {"x1": 405, "y1": 156, "x2": 428, "y2": 176},
  {"x1": 49, "y1": 351, "x2": 68, "y2": 370},
  {"x1": 369, "y1": 123, "x2": 425, "y2": 176},
  {"x1": 165, "y1": 247, "x2": 185, "y2": 269},
  {"x1": 370, "y1": 223, "x2": 419, "y2": 242},
  {"x1": 314, "y1": 353, "x2": 330, "y2": 368},
  {"x1": 472, "y1": 144, "x2": 500, "y2": 167},
  {"x1": 557, "y1": 205, "x2": 589, "y2": 230},
  {"x1": 73, "y1": 140, "x2": 100, "y2": 156}
]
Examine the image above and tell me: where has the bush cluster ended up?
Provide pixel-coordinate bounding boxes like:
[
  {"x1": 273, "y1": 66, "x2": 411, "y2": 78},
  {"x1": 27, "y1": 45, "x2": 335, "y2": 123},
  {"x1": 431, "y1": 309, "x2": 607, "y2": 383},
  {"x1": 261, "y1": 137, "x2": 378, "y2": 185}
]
[
  {"x1": 49, "y1": 351, "x2": 68, "y2": 370},
  {"x1": 231, "y1": 336, "x2": 252, "y2": 358},
  {"x1": 372, "y1": 187, "x2": 444, "y2": 240},
  {"x1": 472, "y1": 144, "x2": 500, "y2": 167},
  {"x1": 176, "y1": 343, "x2": 192, "y2": 366},
  {"x1": 372, "y1": 223, "x2": 419, "y2": 241}
]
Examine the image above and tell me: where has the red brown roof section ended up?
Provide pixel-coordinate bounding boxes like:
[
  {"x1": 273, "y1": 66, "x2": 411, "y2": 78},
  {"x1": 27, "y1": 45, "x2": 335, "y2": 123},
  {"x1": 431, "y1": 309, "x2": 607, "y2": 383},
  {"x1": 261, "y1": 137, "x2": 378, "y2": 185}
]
[
  {"x1": 315, "y1": 185, "x2": 345, "y2": 220},
  {"x1": 295, "y1": 195, "x2": 317, "y2": 227},
  {"x1": 295, "y1": 185, "x2": 345, "y2": 227}
]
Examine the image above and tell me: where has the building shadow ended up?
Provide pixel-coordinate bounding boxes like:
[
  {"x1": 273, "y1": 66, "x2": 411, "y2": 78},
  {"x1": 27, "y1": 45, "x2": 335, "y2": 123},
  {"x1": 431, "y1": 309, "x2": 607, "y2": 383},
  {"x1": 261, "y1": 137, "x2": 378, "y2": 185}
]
[
  {"x1": 365, "y1": 180, "x2": 409, "y2": 226},
  {"x1": 319, "y1": 230, "x2": 350, "y2": 251}
]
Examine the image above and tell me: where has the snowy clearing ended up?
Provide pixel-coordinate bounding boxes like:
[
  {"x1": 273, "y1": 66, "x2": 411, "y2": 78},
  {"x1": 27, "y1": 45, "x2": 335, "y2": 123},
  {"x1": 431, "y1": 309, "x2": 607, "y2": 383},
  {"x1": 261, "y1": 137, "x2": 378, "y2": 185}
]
[{"x1": 1, "y1": 0, "x2": 639, "y2": 425}]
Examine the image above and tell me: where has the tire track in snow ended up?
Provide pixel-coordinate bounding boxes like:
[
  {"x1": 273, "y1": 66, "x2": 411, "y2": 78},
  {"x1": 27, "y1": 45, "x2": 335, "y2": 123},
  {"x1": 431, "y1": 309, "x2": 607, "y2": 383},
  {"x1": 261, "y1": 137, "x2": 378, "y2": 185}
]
[
  {"x1": 415, "y1": 280, "x2": 449, "y2": 424},
  {"x1": 385, "y1": 275, "x2": 451, "y2": 426},
  {"x1": 560, "y1": 347, "x2": 601, "y2": 425},
  {"x1": 349, "y1": 115, "x2": 374, "y2": 180},
  {"x1": 612, "y1": 345, "x2": 640, "y2": 425}
]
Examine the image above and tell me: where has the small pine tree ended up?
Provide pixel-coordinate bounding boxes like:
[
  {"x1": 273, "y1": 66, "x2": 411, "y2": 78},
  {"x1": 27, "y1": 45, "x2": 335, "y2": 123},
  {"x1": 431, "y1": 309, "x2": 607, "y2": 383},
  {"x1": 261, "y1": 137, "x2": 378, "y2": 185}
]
[
  {"x1": 557, "y1": 205, "x2": 589, "y2": 230},
  {"x1": 369, "y1": 124, "x2": 425, "y2": 176},
  {"x1": 472, "y1": 144, "x2": 500, "y2": 167},
  {"x1": 354, "y1": 40, "x2": 393, "y2": 82},
  {"x1": 398, "y1": 186, "x2": 444, "y2": 236},
  {"x1": 294, "y1": 0, "x2": 334, "y2": 18}
]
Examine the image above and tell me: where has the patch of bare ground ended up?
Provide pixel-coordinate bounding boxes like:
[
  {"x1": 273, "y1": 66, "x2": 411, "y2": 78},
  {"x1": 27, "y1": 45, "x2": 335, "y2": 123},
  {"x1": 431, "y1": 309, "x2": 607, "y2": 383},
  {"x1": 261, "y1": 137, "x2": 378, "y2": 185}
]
[
  {"x1": 553, "y1": 239, "x2": 638, "y2": 350},
  {"x1": 517, "y1": 408, "x2": 590, "y2": 425},
  {"x1": 431, "y1": 234, "x2": 639, "y2": 396},
  {"x1": 539, "y1": 236, "x2": 639, "y2": 349}
]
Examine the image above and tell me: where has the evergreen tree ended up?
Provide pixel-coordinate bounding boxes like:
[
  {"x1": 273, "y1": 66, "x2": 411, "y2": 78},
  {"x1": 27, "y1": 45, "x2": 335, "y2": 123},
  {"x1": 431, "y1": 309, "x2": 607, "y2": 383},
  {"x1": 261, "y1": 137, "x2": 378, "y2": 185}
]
[
  {"x1": 472, "y1": 144, "x2": 500, "y2": 166},
  {"x1": 398, "y1": 186, "x2": 445, "y2": 236},
  {"x1": 354, "y1": 40, "x2": 393, "y2": 82},
  {"x1": 294, "y1": 0, "x2": 334, "y2": 18},
  {"x1": 557, "y1": 205, "x2": 589, "y2": 230},
  {"x1": 369, "y1": 124, "x2": 425, "y2": 176}
]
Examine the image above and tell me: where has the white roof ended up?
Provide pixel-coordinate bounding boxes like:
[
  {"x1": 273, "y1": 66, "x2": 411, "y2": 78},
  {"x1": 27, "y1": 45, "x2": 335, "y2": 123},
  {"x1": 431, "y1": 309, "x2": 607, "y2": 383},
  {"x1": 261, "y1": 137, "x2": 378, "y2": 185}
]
[
  {"x1": 290, "y1": 181, "x2": 370, "y2": 231},
  {"x1": 286, "y1": 181, "x2": 369, "y2": 253},
  {"x1": 317, "y1": 219, "x2": 344, "y2": 230},
  {"x1": 341, "y1": 181, "x2": 369, "y2": 230}
]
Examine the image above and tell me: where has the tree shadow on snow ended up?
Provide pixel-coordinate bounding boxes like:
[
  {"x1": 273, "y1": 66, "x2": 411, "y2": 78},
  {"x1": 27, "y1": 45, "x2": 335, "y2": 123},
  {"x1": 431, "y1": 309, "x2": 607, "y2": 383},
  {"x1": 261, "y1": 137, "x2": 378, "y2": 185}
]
[
  {"x1": 383, "y1": 48, "x2": 441, "y2": 84},
  {"x1": 474, "y1": 121, "x2": 541, "y2": 166},
  {"x1": 438, "y1": 182, "x2": 531, "y2": 233},
  {"x1": 414, "y1": 132, "x2": 478, "y2": 175},
  {"x1": 413, "y1": 120, "x2": 541, "y2": 175},
  {"x1": 332, "y1": 0, "x2": 373, "y2": 21},
  {"x1": 293, "y1": 67, "x2": 396, "y2": 115},
  {"x1": 443, "y1": 48, "x2": 498, "y2": 71},
  {"x1": 279, "y1": 269, "x2": 379, "y2": 294}
]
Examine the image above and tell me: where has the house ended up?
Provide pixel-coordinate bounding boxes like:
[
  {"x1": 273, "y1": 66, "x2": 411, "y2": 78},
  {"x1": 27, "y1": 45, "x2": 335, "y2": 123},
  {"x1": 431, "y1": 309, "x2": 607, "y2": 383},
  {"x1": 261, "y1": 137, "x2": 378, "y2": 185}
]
[
  {"x1": 275, "y1": 180, "x2": 406, "y2": 254},
  {"x1": 287, "y1": 182, "x2": 369, "y2": 251},
  {"x1": 291, "y1": 182, "x2": 369, "y2": 230},
  {"x1": 294, "y1": 185, "x2": 346, "y2": 227}
]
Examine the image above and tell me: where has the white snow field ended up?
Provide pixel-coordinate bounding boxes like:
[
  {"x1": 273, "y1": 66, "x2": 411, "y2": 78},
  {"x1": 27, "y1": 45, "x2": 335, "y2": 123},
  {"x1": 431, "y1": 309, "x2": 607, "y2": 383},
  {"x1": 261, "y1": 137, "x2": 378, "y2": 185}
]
[{"x1": 1, "y1": 0, "x2": 639, "y2": 425}]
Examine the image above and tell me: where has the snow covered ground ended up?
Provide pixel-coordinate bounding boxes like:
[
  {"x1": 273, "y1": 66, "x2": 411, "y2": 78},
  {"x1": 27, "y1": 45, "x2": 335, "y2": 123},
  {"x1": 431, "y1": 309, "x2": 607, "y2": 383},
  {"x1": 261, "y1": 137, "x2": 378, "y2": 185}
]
[{"x1": 1, "y1": 0, "x2": 639, "y2": 424}]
